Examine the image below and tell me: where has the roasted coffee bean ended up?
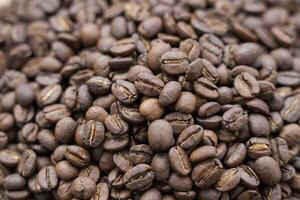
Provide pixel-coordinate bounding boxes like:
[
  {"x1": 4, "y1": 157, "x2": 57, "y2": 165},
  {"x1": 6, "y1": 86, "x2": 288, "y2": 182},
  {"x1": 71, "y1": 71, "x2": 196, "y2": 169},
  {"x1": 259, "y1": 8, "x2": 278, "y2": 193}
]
[
  {"x1": 123, "y1": 164, "x2": 154, "y2": 191},
  {"x1": 168, "y1": 172, "x2": 193, "y2": 192},
  {"x1": 194, "y1": 77, "x2": 219, "y2": 100},
  {"x1": 192, "y1": 159, "x2": 223, "y2": 189},
  {"x1": 111, "y1": 80, "x2": 138, "y2": 105},
  {"x1": 238, "y1": 165, "x2": 260, "y2": 188},
  {"x1": 0, "y1": 149, "x2": 21, "y2": 167},
  {"x1": 135, "y1": 73, "x2": 164, "y2": 97},
  {"x1": 79, "y1": 165, "x2": 101, "y2": 183},
  {"x1": 148, "y1": 120, "x2": 174, "y2": 152},
  {"x1": 71, "y1": 177, "x2": 96, "y2": 199},
  {"x1": 87, "y1": 76, "x2": 112, "y2": 96},
  {"x1": 140, "y1": 98, "x2": 164, "y2": 121},
  {"x1": 65, "y1": 145, "x2": 90, "y2": 168},
  {"x1": 279, "y1": 123, "x2": 300, "y2": 146},
  {"x1": 246, "y1": 137, "x2": 271, "y2": 159},
  {"x1": 168, "y1": 146, "x2": 191, "y2": 176},
  {"x1": 118, "y1": 103, "x2": 145, "y2": 124},
  {"x1": 113, "y1": 150, "x2": 133, "y2": 172},
  {"x1": 4, "y1": 173, "x2": 26, "y2": 190},
  {"x1": 151, "y1": 153, "x2": 170, "y2": 181},
  {"x1": 104, "y1": 114, "x2": 128, "y2": 135},
  {"x1": 159, "y1": 81, "x2": 182, "y2": 106},
  {"x1": 160, "y1": 50, "x2": 189, "y2": 75},
  {"x1": 55, "y1": 117, "x2": 77, "y2": 144},
  {"x1": 176, "y1": 125, "x2": 203, "y2": 150},
  {"x1": 234, "y1": 72, "x2": 260, "y2": 99},
  {"x1": 165, "y1": 112, "x2": 194, "y2": 134},
  {"x1": 91, "y1": 182, "x2": 110, "y2": 200},
  {"x1": 55, "y1": 160, "x2": 79, "y2": 181},
  {"x1": 17, "y1": 149, "x2": 36, "y2": 177},
  {"x1": 75, "y1": 120, "x2": 105, "y2": 148},
  {"x1": 225, "y1": 143, "x2": 246, "y2": 167},
  {"x1": 37, "y1": 84, "x2": 62, "y2": 107},
  {"x1": 215, "y1": 168, "x2": 240, "y2": 192},
  {"x1": 254, "y1": 156, "x2": 281, "y2": 186},
  {"x1": 37, "y1": 166, "x2": 58, "y2": 191},
  {"x1": 129, "y1": 144, "x2": 153, "y2": 165},
  {"x1": 179, "y1": 39, "x2": 200, "y2": 61},
  {"x1": 280, "y1": 95, "x2": 300, "y2": 123},
  {"x1": 190, "y1": 146, "x2": 216, "y2": 163},
  {"x1": 222, "y1": 107, "x2": 248, "y2": 132},
  {"x1": 271, "y1": 137, "x2": 289, "y2": 166}
]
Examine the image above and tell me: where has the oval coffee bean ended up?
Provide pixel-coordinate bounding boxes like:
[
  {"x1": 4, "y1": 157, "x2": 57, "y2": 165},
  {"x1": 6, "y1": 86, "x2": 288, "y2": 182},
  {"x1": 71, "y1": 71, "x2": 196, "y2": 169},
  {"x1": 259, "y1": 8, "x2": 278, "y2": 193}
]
[{"x1": 168, "y1": 146, "x2": 192, "y2": 176}]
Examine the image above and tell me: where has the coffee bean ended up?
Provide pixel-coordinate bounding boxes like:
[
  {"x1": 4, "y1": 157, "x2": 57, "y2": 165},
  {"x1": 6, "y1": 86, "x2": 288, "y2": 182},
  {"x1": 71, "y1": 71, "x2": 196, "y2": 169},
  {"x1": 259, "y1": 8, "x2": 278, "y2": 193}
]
[
  {"x1": 79, "y1": 165, "x2": 101, "y2": 183},
  {"x1": 113, "y1": 150, "x2": 133, "y2": 172},
  {"x1": 159, "y1": 81, "x2": 182, "y2": 106},
  {"x1": 234, "y1": 72, "x2": 260, "y2": 99},
  {"x1": 140, "y1": 98, "x2": 164, "y2": 121},
  {"x1": 194, "y1": 77, "x2": 219, "y2": 100},
  {"x1": 0, "y1": 149, "x2": 21, "y2": 167},
  {"x1": 75, "y1": 120, "x2": 105, "y2": 148},
  {"x1": 191, "y1": 159, "x2": 223, "y2": 189},
  {"x1": 271, "y1": 137, "x2": 289, "y2": 166},
  {"x1": 37, "y1": 166, "x2": 58, "y2": 191},
  {"x1": 160, "y1": 50, "x2": 189, "y2": 75},
  {"x1": 246, "y1": 137, "x2": 271, "y2": 159},
  {"x1": 281, "y1": 95, "x2": 300, "y2": 122},
  {"x1": 279, "y1": 123, "x2": 300, "y2": 146},
  {"x1": 168, "y1": 146, "x2": 191, "y2": 176},
  {"x1": 90, "y1": 182, "x2": 110, "y2": 200},
  {"x1": 135, "y1": 73, "x2": 164, "y2": 97},
  {"x1": 151, "y1": 153, "x2": 170, "y2": 181},
  {"x1": 254, "y1": 156, "x2": 281, "y2": 186},
  {"x1": 129, "y1": 144, "x2": 153, "y2": 165},
  {"x1": 176, "y1": 125, "x2": 203, "y2": 150},
  {"x1": 55, "y1": 160, "x2": 79, "y2": 181},
  {"x1": 215, "y1": 168, "x2": 240, "y2": 192},
  {"x1": 222, "y1": 107, "x2": 248, "y2": 132},
  {"x1": 86, "y1": 76, "x2": 112, "y2": 96},
  {"x1": 168, "y1": 172, "x2": 193, "y2": 192},
  {"x1": 199, "y1": 34, "x2": 224, "y2": 65},
  {"x1": 225, "y1": 143, "x2": 246, "y2": 167},
  {"x1": 65, "y1": 145, "x2": 90, "y2": 168},
  {"x1": 238, "y1": 165, "x2": 260, "y2": 188},
  {"x1": 148, "y1": 120, "x2": 174, "y2": 152},
  {"x1": 4, "y1": 173, "x2": 26, "y2": 190},
  {"x1": 55, "y1": 117, "x2": 77, "y2": 144},
  {"x1": 123, "y1": 164, "x2": 154, "y2": 191},
  {"x1": 104, "y1": 114, "x2": 128, "y2": 135},
  {"x1": 17, "y1": 149, "x2": 36, "y2": 177},
  {"x1": 71, "y1": 177, "x2": 96, "y2": 199},
  {"x1": 37, "y1": 84, "x2": 62, "y2": 107}
]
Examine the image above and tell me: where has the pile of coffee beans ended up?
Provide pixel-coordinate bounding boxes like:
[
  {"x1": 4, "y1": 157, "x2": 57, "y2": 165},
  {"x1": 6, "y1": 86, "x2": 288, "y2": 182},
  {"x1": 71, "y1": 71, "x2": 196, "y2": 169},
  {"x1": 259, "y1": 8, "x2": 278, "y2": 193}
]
[{"x1": 1, "y1": 0, "x2": 300, "y2": 199}]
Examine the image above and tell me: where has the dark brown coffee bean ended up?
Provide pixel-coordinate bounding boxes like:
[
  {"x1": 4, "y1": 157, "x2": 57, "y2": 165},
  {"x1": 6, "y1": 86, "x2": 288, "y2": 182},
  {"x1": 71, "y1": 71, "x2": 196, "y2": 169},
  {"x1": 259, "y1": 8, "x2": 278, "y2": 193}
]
[
  {"x1": 140, "y1": 98, "x2": 164, "y2": 121},
  {"x1": 140, "y1": 188, "x2": 162, "y2": 200},
  {"x1": 254, "y1": 156, "x2": 281, "y2": 186},
  {"x1": 279, "y1": 123, "x2": 300, "y2": 146},
  {"x1": 90, "y1": 182, "x2": 110, "y2": 200},
  {"x1": 86, "y1": 76, "x2": 112, "y2": 96},
  {"x1": 281, "y1": 95, "x2": 300, "y2": 122},
  {"x1": 37, "y1": 84, "x2": 62, "y2": 107},
  {"x1": 148, "y1": 120, "x2": 174, "y2": 152},
  {"x1": 185, "y1": 58, "x2": 204, "y2": 81},
  {"x1": 168, "y1": 146, "x2": 191, "y2": 176},
  {"x1": 37, "y1": 166, "x2": 58, "y2": 191},
  {"x1": 159, "y1": 81, "x2": 182, "y2": 106},
  {"x1": 129, "y1": 144, "x2": 153, "y2": 165},
  {"x1": 123, "y1": 164, "x2": 154, "y2": 191},
  {"x1": 238, "y1": 165, "x2": 260, "y2": 188},
  {"x1": 71, "y1": 177, "x2": 96, "y2": 199},
  {"x1": 110, "y1": 38, "x2": 135, "y2": 57},
  {"x1": 199, "y1": 34, "x2": 224, "y2": 65},
  {"x1": 113, "y1": 150, "x2": 133, "y2": 172},
  {"x1": 179, "y1": 39, "x2": 200, "y2": 61},
  {"x1": 192, "y1": 158, "x2": 223, "y2": 189},
  {"x1": 194, "y1": 77, "x2": 219, "y2": 100},
  {"x1": 75, "y1": 120, "x2": 105, "y2": 148},
  {"x1": 138, "y1": 16, "x2": 162, "y2": 39},
  {"x1": 4, "y1": 173, "x2": 26, "y2": 190},
  {"x1": 17, "y1": 149, "x2": 36, "y2": 177},
  {"x1": 215, "y1": 168, "x2": 240, "y2": 192},
  {"x1": 104, "y1": 114, "x2": 128, "y2": 135},
  {"x1": 222, "y1": 107, "x2": 248, "y2": 132},
  {"x1": 246, "y1": 137, "x2": 271, "y2": 159},
  {"x1": 176, "y1": 125, "x2": 203, "y2": 150},
  {"x1": 79, "y1": 165, "x2": 101, "y2": 183},
  {"x1": 135, "y1": 73, "x2": 164, "y2": 97},
  {"x1": 160, "y1": 50, "x2": 189, "y2": 75},
  {"x1": 55, "y1": 160, "x2": 79, "y2": 181},
  {"x1": 65, "y1": 145, "x2": 90, "y2": 168},
  {"x1": 112, "y1": 80, "x2": 138, "y2": 104},
  {"x1": 234, "y1": 72, "x2": 260, "y2": 99},
  {"x1": 225, "y1": 143, "x2": 246, "y2": 167},
  {"x1": 151, "y1": 153, "x2": 170, "y2": 181},
  {"x1": 0, "y1": 149, "x2": 21, "y2": 167},
  {"x1": 147, "y1": 40, "x2": 171, "y2": 72},
  {"x1": 55, "y1": 117, "x2": 77, "y2": 144},
  {"x1": 15, "y1": 83, "x2": 35, "y2": 107},
  {"x1": 168, "y1": 172, "x2": 193, "y2": 192},
  {"x1": 271, "y1": 137, "x2": 289, "y2": 166}
]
